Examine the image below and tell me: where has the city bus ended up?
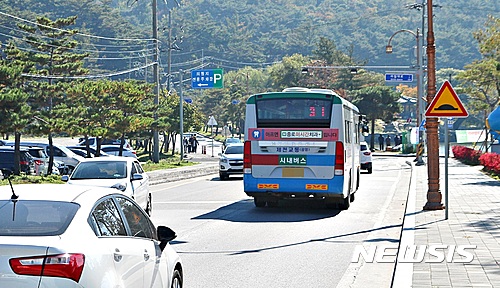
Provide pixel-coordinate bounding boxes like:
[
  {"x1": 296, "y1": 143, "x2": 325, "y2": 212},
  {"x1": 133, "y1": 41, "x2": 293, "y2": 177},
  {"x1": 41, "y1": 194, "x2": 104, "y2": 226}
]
[{"x1": 243, "y1": 87, "x2": 368, "y2": 209}]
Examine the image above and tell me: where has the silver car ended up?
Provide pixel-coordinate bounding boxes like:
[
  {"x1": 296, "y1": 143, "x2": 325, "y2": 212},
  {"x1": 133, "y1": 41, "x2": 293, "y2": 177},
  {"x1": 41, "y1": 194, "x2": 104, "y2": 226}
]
[
  {"x1": 218, "y1": 143, "x2": 244, "y2": 180},
  {"x1": 62, "y1": 157, "x2": 152, "y2": 215}
]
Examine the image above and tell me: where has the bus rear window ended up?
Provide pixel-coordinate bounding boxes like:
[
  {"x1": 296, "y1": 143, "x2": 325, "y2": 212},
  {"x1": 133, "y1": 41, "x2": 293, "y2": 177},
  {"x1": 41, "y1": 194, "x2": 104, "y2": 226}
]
[{"x1": 256, "y1": 98, "x2": 332, "y2": 128}]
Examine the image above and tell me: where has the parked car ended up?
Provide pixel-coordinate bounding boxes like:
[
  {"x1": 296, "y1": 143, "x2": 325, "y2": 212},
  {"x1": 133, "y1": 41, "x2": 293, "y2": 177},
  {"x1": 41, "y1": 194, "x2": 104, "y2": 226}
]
[
  {"x1": 218, "y1": 143, "x2": 244, "y2": 180},
  {"x1": 0, "y1": 183, "x2": 182, "y2": 288},
  {"x1": 0, "y1": 147, "x2": 35, "y2": 176},
  {"x1": 78, "y1": 137, "x2": 134, "y2": 151},
  {"x1": 360, "y1": 141, "x2": 373, "y2": 174},
  {"x1": 222, "y1": 137, "x2": 242, "y2": 151},
  {"x1": 100, "y1": 145, "x2": 137, "y2": 158},
  {"x1": 23, "y1": 146, "x2": 67, "y2": 175},
  {"x1": 19, "y1": 142, "x2": 84, "y2": 174},
  {"x1": 62, "y1": 157, "x2": 151, "y2": 215},
  {"x1": 67, "y1": 145, "x2": 111, "y2": 158}
]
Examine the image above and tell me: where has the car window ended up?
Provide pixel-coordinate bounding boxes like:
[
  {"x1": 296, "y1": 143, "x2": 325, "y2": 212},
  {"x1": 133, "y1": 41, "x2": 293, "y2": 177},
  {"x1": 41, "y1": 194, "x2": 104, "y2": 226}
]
[
  {"x1": 115, "y1": 197, "x2": 154, "y2": 239},
  {"x1": 133, "y1": 161, "x2": 144, "y2": 174},
  {"x1": 224, "y1": 146, "x2": 243, "y2": 154},
  {"x1": 131, "y1": 163, "x2": 138, "y2": 175},
  {"x1": 72, "y1": 161, "x2": 127, "y2": 179},
  {"x1": 360, "y1": 144, "x2": 368, "y2": 150},
  {"x1": 91, "y1": 198, "x2": 127, "y2": 237},
  {"x1": 0, "y1": 200, "x2": 79, "y2": 236},
  {"x1": 102, "y1": 147, "x2": 119, "y2": 152}
]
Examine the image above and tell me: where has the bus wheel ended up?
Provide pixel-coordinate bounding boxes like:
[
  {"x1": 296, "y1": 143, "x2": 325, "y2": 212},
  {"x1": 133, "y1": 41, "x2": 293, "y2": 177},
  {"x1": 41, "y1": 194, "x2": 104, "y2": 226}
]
[
  {"x1": 340, "y1": 195, "x2": 351, "y2": 210},
  {"x1": 267, "y1": 200, "x2": 279, "y2": 207},
  {"x1": 254, "y1": 198, "x2": 266, "y2": 207},
  {"x1": 350, "y1": 192, "x2": 355, "y2": 202}
]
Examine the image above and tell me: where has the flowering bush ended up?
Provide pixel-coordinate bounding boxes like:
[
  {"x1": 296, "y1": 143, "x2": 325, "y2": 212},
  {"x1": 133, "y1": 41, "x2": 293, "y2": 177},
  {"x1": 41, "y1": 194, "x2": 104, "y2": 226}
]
[
  {"x1": 479, "y1": 153, "x2": 500, "y2": 175},
  {"x1": 451, "y1": 145, "x2": 482, "y2": 165}
]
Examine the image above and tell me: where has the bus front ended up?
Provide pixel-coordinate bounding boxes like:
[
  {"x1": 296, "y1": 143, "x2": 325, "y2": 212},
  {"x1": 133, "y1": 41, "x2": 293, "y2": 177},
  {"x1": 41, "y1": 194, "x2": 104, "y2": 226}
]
[{"x1": 243, "y1": 89, "x2": 349, "y2": 208}]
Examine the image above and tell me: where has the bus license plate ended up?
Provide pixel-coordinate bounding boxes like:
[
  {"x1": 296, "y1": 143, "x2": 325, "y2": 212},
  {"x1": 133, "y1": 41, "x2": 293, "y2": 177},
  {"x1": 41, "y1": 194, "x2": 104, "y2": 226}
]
[{"x1": 282, "y1": 168, "x2": 304, "y2": 177}]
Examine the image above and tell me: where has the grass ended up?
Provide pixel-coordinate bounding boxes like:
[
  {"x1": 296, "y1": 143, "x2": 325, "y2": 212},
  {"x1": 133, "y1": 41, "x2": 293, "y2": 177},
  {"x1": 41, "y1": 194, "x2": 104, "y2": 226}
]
[{"x1": 1, "y1": 149, "x2": 199, "y2": 185}]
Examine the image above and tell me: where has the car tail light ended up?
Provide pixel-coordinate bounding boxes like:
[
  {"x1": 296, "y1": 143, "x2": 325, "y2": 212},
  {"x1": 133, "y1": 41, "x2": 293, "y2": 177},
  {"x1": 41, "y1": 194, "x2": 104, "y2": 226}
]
[
  {"x1": 34, "y1": 160, "x2": 43, "y2": 165},
  {"x1": 334, "y1": 141, "x2": 344, "y2": 176},
  {"x1": 10, "y1": 253, "x2": 85, "y2": 282},
  {"x1": 363, "y1": 151, "x2": 371, "y2": 156},
  {"x1": 243, "y1": 141, "x2": 252, "y2": 173},
  {"x1": 20, "y1": 160, "x2": 29, "y2": 165}
]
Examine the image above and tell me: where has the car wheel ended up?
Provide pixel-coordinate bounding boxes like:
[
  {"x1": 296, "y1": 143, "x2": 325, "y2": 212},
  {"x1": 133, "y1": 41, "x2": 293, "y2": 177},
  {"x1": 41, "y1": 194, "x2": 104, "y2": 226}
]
[
  {"x1": 219, "y1": 173, "x2": 227, "y2": 180},
  {"x1": 367, "y1": 164, "x2": 372, "y2": 174},
  {"x1": 254, "y1": 198, "x2": 266, "y2": 207},
  {"x1": 145, "y1": 194, "x2": 152, "y2": 216},
  {"x1": 171, "y1": 269, "x2": 182, "y2": 288}
]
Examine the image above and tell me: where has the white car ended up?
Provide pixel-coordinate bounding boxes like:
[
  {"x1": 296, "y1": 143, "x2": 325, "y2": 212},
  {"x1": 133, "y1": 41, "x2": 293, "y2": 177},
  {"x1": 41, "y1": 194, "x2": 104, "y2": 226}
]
[
  {"x1": 360, "y1": 141, "x2": 373, "y2": 174},
  {"x1": 100, "y1": 145, "x2": 137, "y2": 158},
  {"x1": 0, "y1": 183, "x2": 182, "y2": 288},
  {"x1": 20, "y1": 142, "x2": 84, "y2": 174},
  {"x1": 62, "y1": 157, "x2": 152, "y2": 215},
  {"x1": 218, "y1": 143, "x2": 244, "y2": 180}
]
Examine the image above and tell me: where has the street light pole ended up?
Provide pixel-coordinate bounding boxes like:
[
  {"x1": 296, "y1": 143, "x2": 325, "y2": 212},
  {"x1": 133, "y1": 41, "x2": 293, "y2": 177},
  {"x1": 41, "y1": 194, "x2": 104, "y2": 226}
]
[
  {"x1": 152, "y1": 0, "x2": 160, "y2": 163},
  {"x1": 385, "y1": 29, "x2": 425, "y2": 165},
  {"x1": 179, "y1": 69, "x2": 184, "y2": 161},
  {"x1": 424, "y1": 0, "x2": 444, "y2": 210}
]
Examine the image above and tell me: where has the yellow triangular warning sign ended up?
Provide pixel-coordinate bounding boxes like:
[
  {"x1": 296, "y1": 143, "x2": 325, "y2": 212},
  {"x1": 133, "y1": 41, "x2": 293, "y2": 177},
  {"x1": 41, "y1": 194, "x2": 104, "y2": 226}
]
[{"x1": 425, "y1": 80, "x2": 468, "y2": 118}]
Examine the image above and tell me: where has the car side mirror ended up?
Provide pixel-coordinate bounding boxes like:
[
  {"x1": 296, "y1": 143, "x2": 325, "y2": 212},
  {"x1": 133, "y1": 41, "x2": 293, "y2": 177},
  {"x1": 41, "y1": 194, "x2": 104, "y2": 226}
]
[
  {"x1": 157, "y1": 226, "x2": 177, "y2": 251},
  {"x1": 131, "y1": 173, "x2": 143, "y2": 181},
  {"x1": 61, "y1": 175, "x2": 69, "y2": 182}
]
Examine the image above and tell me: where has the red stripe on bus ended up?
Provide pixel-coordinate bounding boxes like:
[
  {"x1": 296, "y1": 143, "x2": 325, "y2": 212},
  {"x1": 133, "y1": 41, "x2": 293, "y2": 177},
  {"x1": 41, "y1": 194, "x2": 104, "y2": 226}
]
[{"x1": 251, "y1": 154, "x2": 279, "y2": 165}]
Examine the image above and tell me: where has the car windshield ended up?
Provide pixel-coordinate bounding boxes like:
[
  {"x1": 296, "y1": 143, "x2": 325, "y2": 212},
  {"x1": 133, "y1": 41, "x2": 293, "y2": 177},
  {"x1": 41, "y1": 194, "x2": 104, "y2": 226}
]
[
  {"x1": 224, "y1": 146, "x2": 243, "y2": 154},
  {"x1": 0, "y1": 200, "x2": 79, "y2": 236},
  {"x1": 226, "y1": 138, "x2": 239, "y2": 143},
  {"x1": 71, "y1": 161, "x2": 127, "y2": 179},
  {"x1": 361, "y1": 144, "x2": 368, "y2": 150}
]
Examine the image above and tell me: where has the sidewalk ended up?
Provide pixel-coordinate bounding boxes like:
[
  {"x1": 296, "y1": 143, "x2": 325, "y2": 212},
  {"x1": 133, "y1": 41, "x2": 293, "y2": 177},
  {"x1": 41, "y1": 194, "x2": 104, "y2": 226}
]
[
  {"x1": 396, "y1": 157, "x2": 500, "y2": 287},
  {"x1": 146, "y1": 141, "x2": 220, "y2": 185}
]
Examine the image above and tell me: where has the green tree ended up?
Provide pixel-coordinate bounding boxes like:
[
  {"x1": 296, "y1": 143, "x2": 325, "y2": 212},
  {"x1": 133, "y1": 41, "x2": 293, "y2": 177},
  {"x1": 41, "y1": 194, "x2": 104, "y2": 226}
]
[
  {"x1": 5, "y1": 15, "x2": 89, "y2": 173},
  {"x1": 352, "y1": 86, "x2": 402, "y2": 150},
  {"x1": 0, "y1": 60, "x2": 31, "y2": 175},
  {"x1": 456, "y1": 16, "x2": 500, "y2": 146},
  {"x1": 267, "y1": 54, "x2": 310, "y2": 90}
]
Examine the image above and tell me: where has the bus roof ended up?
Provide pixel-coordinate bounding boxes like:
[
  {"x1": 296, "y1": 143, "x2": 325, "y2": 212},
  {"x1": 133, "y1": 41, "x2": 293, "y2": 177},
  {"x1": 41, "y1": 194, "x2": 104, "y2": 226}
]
[{"x1": 246, "y1": 87, "x2": 346, "y2": 105}]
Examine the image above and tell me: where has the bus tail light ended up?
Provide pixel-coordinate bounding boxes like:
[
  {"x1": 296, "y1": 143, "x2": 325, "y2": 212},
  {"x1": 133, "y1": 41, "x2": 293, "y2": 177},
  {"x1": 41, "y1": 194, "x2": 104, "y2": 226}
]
[
  {"x1": 334, "y1": 141, "x2": 344, "y2": 176},
  {"x1": 244, "y1": 141, "x2": 252, "y2": 173},
  {"x1": 9, "y1": 253, "x2": 85, "y2": 283}
]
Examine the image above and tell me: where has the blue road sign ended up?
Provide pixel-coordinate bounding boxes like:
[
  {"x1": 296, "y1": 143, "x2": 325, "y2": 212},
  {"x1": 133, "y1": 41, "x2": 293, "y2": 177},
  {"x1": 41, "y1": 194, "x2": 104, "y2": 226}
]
[
  {"x1": 184, "y1": 98, "x2": 192, "y2": 104},
  {"x1": 191, "y1": 69, "x2": 224, "y2": 89},
  {"x1": 385, "y1": 73, "x2": 414, "y2": 82}
]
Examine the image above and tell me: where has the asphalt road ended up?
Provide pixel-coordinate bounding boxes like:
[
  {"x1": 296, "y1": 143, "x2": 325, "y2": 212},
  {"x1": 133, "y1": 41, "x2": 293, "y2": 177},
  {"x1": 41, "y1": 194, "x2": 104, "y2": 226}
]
[{"x1": 149, "y1": 156, "x2": 412, "y2": 288}]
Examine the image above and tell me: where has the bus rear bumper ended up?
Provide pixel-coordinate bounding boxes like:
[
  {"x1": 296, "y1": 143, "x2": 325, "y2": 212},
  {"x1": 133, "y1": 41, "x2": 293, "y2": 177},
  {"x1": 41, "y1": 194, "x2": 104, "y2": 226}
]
[{"x1": 243, "y1": 174, "x2": 345, "y2": 199}]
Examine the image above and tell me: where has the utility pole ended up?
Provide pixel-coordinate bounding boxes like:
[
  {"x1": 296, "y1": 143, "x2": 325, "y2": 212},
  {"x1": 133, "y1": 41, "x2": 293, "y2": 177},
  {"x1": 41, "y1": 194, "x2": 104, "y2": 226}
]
[
  {"x1": 152, "y1": 0, "x2": 160, "y2": 163},
  {"x1": 167, "y1": 9, "x2": 172, "y2": 93},
  {"x1": 179, "y1": 70, "x2": 184, "y2": 161},
  {"x1": 424, "y1": 0, "x2": 444, "y2": 210}
]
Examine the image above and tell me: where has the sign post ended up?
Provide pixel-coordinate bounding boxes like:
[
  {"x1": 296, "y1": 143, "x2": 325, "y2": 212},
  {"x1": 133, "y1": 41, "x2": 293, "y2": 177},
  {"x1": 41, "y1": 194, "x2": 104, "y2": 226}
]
[
  {"x1": 191, "y1": 69, "x2": 224, "y2": 89},
  {"x1": 207, "y1": 116, "x2": 218, "y2": 157},
  {"x1": 425, "y1": 80, "x2": 468, "y2": 220},
  {"x1": 385, "y1": 73, "x2": 414, "y2": 82}
]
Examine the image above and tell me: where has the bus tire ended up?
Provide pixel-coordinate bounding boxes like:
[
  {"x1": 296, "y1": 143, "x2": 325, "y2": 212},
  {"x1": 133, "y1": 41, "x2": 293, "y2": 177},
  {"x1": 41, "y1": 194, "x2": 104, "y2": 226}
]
[
  {"x1": 254, "y1": 198, "x2": 266, "y2": 207},
  {"x1": 350, "y1": 192, "x2": 355, "y2": 202}
]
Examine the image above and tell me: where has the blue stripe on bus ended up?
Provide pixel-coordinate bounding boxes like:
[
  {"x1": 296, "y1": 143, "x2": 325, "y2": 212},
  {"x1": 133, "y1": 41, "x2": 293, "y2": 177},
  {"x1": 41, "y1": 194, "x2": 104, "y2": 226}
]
[
  {"x1": 243, "y1": 175, "x2": 345, "y2": 194},
  {"x1": 254, "y1": 154, "x2": 335, "y2": 166}
]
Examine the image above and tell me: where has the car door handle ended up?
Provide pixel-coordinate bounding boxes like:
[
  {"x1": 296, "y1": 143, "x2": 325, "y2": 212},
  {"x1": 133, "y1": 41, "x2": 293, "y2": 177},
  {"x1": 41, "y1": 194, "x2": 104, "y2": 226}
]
[
  {"x1": 114, "y1": 248, "x2": 123, "y2": 262},
  {"x1": 144, "y1": 249, "x2": 150, "y2": 261}
]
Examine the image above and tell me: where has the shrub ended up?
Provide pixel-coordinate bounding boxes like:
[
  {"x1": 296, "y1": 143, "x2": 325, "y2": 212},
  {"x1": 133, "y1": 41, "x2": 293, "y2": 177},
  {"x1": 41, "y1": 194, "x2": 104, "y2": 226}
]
[
  {"x1": 452, "y1": 145, "x2": 482, "y2": 165},
  {"x1": 479, "y1": 152, "x2": 500, "y2": 175}
]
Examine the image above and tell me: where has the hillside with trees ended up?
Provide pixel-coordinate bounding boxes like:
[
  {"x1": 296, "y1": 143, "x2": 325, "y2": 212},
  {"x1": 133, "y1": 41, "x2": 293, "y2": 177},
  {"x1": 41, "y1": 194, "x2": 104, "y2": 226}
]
[{"x1": 1, "y1": 0, "x2": 499, "y2": 170}]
